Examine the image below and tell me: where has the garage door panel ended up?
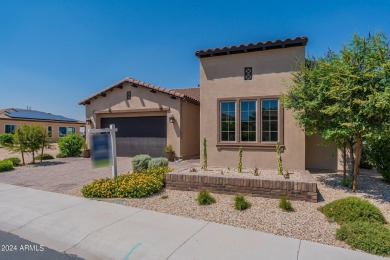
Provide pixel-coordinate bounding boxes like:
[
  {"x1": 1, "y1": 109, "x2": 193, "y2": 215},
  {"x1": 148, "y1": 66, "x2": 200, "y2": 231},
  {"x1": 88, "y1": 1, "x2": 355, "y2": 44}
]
[
  {"x1": 116, "y1": 137, "x2": 166, "y2": 157},
  {"x1": 100, "y1": 116, "x2": 167, "y2": 157},
  {"x1": 101, "y1": 117, "x2": 166, "y2": 138}
]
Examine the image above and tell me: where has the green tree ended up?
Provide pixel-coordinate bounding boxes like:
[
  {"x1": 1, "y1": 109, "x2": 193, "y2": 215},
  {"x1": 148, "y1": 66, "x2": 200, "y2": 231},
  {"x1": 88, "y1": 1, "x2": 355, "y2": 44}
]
[
  {"x1": 11, "y1": 127, "x2": 28, "y2": 165},
  {"x1": 24, "y1": 125, "x2": 47, "y2": 164},
  {"x1": 282, "y1": 32, "x2": 390, "y2": 192}
]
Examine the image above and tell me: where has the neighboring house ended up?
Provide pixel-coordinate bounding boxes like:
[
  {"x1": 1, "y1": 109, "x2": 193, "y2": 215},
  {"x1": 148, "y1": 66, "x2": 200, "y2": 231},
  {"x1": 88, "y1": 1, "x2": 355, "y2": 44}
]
[
  {"x1": 79, "y1": 78, "x2": 200, "y2": 158},
  {"x1": 196, "y1": 37, "x2": 338, "y2": 171},
  {"x1": 0, "y1": 108, "x2": 85, "y2": 142}
]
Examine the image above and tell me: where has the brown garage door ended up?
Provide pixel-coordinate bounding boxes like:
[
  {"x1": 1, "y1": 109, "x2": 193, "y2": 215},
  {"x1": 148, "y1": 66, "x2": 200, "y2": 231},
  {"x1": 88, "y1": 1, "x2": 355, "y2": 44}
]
[{"x1": 101, "y1": 116, "x2": 167, "y2": 157}]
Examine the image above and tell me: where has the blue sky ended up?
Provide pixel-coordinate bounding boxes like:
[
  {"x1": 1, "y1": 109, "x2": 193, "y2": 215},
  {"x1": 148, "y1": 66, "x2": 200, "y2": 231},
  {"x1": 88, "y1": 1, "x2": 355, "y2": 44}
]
[{"x1": 1, "y1": 0, "x2": 389, "y2": 120}]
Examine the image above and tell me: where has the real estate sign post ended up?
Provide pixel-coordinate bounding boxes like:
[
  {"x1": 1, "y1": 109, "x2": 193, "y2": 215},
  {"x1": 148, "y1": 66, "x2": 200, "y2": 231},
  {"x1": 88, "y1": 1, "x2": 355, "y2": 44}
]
[{"x1": 89, "y1": 124, "x2": 118, "y2": 178}]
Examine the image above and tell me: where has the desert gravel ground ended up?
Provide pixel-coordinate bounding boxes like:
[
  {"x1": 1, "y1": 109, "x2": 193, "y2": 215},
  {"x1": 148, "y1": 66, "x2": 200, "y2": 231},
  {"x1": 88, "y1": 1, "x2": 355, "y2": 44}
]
[{"x1": 64, "y1": 168, "x2": 390, "y2": 250}]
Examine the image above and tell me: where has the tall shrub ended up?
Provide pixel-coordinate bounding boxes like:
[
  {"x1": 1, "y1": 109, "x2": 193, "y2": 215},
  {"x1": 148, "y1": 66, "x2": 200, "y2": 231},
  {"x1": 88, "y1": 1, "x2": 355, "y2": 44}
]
[{"x1": 58, "y1": 134, "x2": 85, "y2": 157}]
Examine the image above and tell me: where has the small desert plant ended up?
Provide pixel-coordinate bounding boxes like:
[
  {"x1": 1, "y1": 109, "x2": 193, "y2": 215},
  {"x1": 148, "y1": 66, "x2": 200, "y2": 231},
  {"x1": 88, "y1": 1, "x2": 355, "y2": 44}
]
[
  {"x1": 341, "y1": 178, "x2": 349, "y2": 187},
  {"x1": 202, "y1": 137, "x2": 207, "y2": 170},
  {"x1": 164, "y1": 145, "x2": 173, "y2": 152},
  {"x1": 283, "y1": 170, "x2": 290, "y2": 179},
  {"x1": 161, "y1": 195, "x2": 169, "y2": 199},
  {"x1": 190, "y1": 168, "x2": 198, "y2": 173},
  {"x1": 131, "y1": 154, "x2": 152, "y2": 172},
  {"x1": 254, "y1": 167, "x2": 259, "y2": 176},
  {"x1": 238, "y1": 146, "x2": 243, "y2": 173},
  {"x1": 197, "y1": 190, "x2": 216, "y2": 205},
  {"x1": 234, "y1": 195, "x2": 251, "y2": 210},
  {"x1": 336, "y1": 222, "x2": 390, "y2": 257},
  {"x1": 0, "y1": 160, "x2": 14, "y2": 172},
  {"x1": 35, "y1": 153, "x2": 54, "y2": 161},
  {"x1": 279, "y1": 196, "x2": 293, "y2": 211},
  {"x1": 56, "y1": 152, "x2": 66, "y2": 158},
  {"x1": 148, "y1": 157, "x2": 168, "y2": 169},
  {"x1": 276, "y1": 141, "x2": 283, "y2": 175},
  {"x1": 4, "y1": 157, "x2": 21, "y2": 166},
  {"x1": 319, "y1": 197, "x2": 386, "y2": 225}
]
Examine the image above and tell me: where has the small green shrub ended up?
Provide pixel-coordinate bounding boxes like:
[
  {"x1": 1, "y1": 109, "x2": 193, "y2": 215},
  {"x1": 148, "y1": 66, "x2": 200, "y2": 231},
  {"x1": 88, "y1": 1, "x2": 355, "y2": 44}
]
[
  {"x1": 58, "y1": 134, "x2": 85, "y2": 157},
  {"x1": 0, "y1": 133, "x2": 14, "y2": 147},
  {"x1": 161, "y1": 195, "x2": 168, "y2": 199},
  {"x1": 319, "y1": 197, "x2": 386, "y2": 225},
  {"x1": 197, "y1": 190, "x2": 216, "y2": 205},
  {"x1": 56, "y1": 153, "x2": 66, "y2": 158},
  {"x1": 148, "y1": 157, "x2": 168, "y2": 169},
  {"x1": 279, "y1": 196, "x2": 293, "y2": 211},
  {"x1": 340, "y1": 178, "x2": 349, "y2": 187},
  {"x1": 35, "y1": 153, "x2": 54, "y2": 161},
  {"x1": 234, "y1": 195, "x2": 251, "y2": 210},
  {"x1": 4, "y1": 157, "x2": 21, "y2": 166},
  {"x1": 131, "y1": 154, "x2": 151, "y2": 172},
  {"x1": 336, "y1": 222, "x2": 390, "y2": 257},
  {"x1": 82, "y1": 166, "x2": 169, "y2": 198},
  {"x1": 0, "y1": 160, "x2": 14, "y2": 172}
]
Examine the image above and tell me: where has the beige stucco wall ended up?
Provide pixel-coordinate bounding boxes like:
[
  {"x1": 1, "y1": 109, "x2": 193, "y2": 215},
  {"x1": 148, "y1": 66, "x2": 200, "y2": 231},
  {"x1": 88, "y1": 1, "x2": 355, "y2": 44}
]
[
  {"x1": 199, "y1": 46, "x2": 306, "y2": 170},
  {"x1": 0, "y1": 119, "x2": 84, "y2": 142},
  {"x1": 181, "y1": 101, "x2": 200, "y2": 159},
  {"x1": 84, "y1": 81, "x2": 198, "y2": 158},
  {"x1": 305, "y1": 134, "x2": 338, "y2": 171}
]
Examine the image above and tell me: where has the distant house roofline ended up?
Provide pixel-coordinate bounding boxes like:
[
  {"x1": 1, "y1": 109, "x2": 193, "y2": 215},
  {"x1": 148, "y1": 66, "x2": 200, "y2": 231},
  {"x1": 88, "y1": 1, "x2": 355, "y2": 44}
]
[
  {"x1": 195, "y1": 36, "x2": 308, "y2": 58},
  {"x1": 78, "y1": 77, "x2": 200, "y2": 106},
  {"x1": 0, "y1": 108, "x2": 84, "y2": 123}
]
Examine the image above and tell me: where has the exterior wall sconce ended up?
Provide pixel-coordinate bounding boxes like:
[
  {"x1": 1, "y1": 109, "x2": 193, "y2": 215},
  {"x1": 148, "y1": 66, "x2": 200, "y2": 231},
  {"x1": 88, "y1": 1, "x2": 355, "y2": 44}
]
[
  {"x1": 86, "y1": 118, "x2": 92, "y2": 125},
  {"x1": 169, "y1": 115, "x2": 175, "y2": 123}
]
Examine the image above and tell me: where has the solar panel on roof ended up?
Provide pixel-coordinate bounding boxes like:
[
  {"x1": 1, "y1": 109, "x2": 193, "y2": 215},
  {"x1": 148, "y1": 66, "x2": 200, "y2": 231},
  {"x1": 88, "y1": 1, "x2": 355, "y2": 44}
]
[{"x1": 5, "y1": 109, "x2": 79, "y2": 122}]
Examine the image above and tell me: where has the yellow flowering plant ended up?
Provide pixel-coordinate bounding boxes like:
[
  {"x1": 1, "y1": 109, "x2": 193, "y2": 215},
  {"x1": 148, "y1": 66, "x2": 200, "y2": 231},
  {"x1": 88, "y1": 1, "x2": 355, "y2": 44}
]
[{"x1": 82, "y1": 167, "x2": 171, "y2": 198}]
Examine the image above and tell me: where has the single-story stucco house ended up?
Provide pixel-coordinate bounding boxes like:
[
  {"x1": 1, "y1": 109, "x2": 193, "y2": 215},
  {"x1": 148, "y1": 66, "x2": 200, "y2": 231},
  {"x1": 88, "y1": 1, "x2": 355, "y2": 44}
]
[
  {"x1": 196, "y1": 36, "x2": 340, "y2": 171},
  {"x1": 0, "y1": 108, "x2": 85, "y2": 142},
  {"x1": 78, "y1": 79, "x2": 200, "y2": 158},
  {"x1": 80, "y1": 36, "x2": 342, "y2": 171}
]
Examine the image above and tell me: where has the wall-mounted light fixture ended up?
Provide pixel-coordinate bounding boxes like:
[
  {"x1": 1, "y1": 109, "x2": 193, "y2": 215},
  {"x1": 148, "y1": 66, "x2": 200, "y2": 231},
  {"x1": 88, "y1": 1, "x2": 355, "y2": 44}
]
[
  {"x1": 169, "y1": 115, "x2": 175, "y2": 123},
  {"x1": 86, "y1": 118, "x2": 92, "y2": 125}
]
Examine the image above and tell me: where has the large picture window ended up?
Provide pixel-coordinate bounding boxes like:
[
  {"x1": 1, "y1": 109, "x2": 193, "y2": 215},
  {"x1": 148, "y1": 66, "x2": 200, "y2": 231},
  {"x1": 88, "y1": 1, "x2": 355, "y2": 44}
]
[
  {"x1": 5, "y1": 125, "x2": 16, "y2": 134},
  {"x1": 220, "y1": 101, "x2": 236, "y2": 141},
  {"x1": 262, "y1": 99, "x2": 279, "y2": 142},
  {"x1": 218, "y1": 97, "x2": 282, "y2": 147},
  {"x1": 240, "y1": 100, "x2": 256, "y2": 141}
]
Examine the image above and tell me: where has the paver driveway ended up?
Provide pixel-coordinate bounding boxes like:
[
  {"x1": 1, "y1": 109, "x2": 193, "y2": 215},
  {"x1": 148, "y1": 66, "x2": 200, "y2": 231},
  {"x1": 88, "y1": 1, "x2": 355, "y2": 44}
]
[{"x1": 0, "y1": 157, "x2": 199, "y2": 193}]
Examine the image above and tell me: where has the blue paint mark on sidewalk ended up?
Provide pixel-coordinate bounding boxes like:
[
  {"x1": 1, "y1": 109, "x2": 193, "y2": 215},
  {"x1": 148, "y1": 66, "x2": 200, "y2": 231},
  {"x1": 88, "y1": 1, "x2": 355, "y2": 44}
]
[{"x1": 124, "y1": 243, "x2": 141, "y2": 260}]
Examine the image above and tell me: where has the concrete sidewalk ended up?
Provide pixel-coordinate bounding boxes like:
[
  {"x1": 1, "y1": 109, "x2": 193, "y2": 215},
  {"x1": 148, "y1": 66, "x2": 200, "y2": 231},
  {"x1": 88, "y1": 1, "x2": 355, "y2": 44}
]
[{"x1": 0, "y1": 183, "x2": 386, "y2": 260}]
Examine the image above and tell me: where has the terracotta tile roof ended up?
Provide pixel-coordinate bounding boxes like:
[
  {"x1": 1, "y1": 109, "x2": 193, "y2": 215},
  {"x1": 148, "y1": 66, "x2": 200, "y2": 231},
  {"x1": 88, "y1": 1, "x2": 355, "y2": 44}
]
[
  {"x1": 171, "y1": 87, "x2": 200, "y2": 103},
  {"x1": 79, "y1": 77, "x2": 200, "y2": 105},
  {"x1": 195, "y1": 36, "x2": 308, "y2": 58}
]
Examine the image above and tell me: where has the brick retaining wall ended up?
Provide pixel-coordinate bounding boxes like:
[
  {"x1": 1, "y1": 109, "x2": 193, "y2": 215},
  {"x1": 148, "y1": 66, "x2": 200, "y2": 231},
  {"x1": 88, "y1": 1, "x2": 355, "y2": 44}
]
[{"x1": 166, "y1": 170, "x2": 317, "y2": 202}]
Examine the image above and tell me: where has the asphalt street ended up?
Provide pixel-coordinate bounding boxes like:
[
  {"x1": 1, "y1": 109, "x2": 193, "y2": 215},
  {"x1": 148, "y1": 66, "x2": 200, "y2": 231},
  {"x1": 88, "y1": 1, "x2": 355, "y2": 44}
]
[{"x1": 0, "y1": 230, "x2": 82, "y2": 260}]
